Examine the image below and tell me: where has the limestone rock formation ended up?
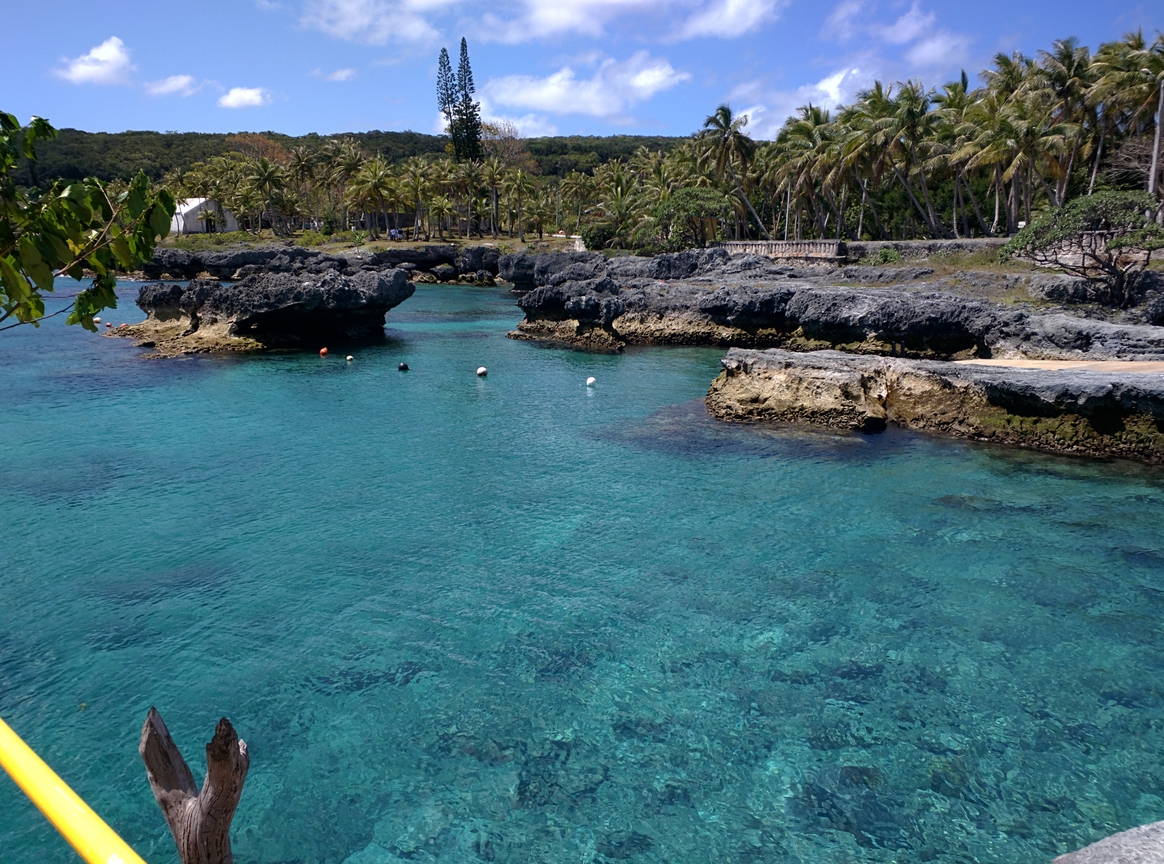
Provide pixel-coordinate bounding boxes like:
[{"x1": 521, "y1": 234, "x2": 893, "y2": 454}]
[
  {"x1": 114, "y1": 269, "x2": 415, "y2": 357},
  {"x1": 507, "y1": 251, "x2": 1164, "y2": 359},
  {"x1": 143, "y1": 244, "x2": 501, "y2": 282},
  {"x1": 706, "y1": 348, "x2": 1164, "y2": 462}
]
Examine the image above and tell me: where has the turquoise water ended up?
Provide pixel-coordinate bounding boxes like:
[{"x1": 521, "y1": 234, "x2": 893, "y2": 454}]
[{"x1": 3, "y1": 284, "x2": 1164, "y2": 864}]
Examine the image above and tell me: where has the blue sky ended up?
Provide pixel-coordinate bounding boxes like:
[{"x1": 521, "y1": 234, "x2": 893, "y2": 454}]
[{"x1": 0, "y1": 0, "x2": 1157, "y2": 140}]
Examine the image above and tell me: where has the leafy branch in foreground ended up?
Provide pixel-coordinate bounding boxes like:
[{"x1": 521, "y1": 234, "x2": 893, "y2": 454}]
[{"x1": 0, "y1": 111, "x2": 175, "y2": 331}]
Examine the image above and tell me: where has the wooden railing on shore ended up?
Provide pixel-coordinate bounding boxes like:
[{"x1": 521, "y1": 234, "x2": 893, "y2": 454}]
[{"x1": 712, "y1": 240, "x2": 846, "y2": 262}]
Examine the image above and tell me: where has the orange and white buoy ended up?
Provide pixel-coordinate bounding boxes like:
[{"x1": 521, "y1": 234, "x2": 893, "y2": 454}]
[{"x1": 320, "y1": 347, "x2": 328, "y2": 356}]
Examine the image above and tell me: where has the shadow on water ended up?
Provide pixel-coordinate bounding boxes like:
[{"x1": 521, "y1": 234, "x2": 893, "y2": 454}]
[{"x1": 595, "y1": 398, "x2": 917, "y2": 463}]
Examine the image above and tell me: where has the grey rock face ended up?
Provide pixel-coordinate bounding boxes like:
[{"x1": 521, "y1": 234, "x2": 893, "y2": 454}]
[
  {"x1": 134, "y1": 269, "x2": 415, "y2": 352},
  {"x1": 509, "y1": 251, "x2": 1164, "y2": 360},
  {"x1": 456, "y1": 245, "x2": 501, "y2": 275},
  {"x1": 142, "y1": 244, "x2": 490, "y2": 281},
  {"x1": 431, "y1": 263, "x2": 457, "y2": 282}
]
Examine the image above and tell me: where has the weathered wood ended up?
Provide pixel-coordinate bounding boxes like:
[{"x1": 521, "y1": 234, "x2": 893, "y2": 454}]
[{"x1": 139, "y1": 708, "x2": 249, "y2": 864}]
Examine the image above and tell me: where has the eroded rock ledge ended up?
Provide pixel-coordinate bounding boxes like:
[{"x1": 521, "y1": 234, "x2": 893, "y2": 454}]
[
  {"x1": 508, "y1": 251, "x2": 1164, "y2": 358},
  {"x1": 111, "y1": 269, "x2": 414, "y2": 357},
  {"x1": 706, "y1": 348, "x2": 1164, "y2": 462},
  {"x1": 145, "y1": 244, "x2": 500, "y2": 283}
]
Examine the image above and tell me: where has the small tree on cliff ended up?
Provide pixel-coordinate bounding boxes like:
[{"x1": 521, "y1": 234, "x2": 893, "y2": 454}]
[
  {"x1": 0, "y1": 112, "x2": 175, "y2": 332},
  {"x1": 1005, "y1": 190, "x2": 1164, "y2": 307}
]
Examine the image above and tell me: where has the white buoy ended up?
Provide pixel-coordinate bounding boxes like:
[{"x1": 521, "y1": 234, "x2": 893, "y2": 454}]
[
  {"x1": 586, "y1": 377, "x2": 596, "y2": 387},
  {"x1": 346, "y1": 355, "x2": 354, "y2": 362},
  {"x1": 477, "y1": 366, "x2": 488, "y2": 377},
  {"x1": 93, "y1": 317, "x2": 101, "y2": 324}
]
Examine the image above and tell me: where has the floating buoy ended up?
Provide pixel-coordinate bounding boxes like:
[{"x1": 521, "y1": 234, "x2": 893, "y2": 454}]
[
  {"x1": 105, "y1": 322, "x2": 112, "y2": 328},
  {"x1": 93, "y1": 317, "x2": 101, "y2": 324},
  {"x1": 320, "y1": 347, "x2": 328, "y2": 356},
  {"x1": 346, "y1": 355, "x2": 353, "y2": 362},
  {"x1": 119, "y1": 323, "x2": 127, "y2": 328},
  {"x1": 586, "y1": 377, "x2": 596, "y2": 387},
  {"x1": 398, "y1": 362, "x2": 409, "y2": 371},
  {"x1": 476, "y1": 366, "x2": 488, "y2": 377}
]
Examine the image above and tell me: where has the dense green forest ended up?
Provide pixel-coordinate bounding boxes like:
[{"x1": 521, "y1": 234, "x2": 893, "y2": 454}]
[{"x1": 14, "y1": 128, "x2": 682, "y2": 186}]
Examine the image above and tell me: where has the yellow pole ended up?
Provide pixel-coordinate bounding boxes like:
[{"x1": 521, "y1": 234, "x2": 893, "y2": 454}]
[{"x1": 0, "y1": 716, "x2": 148, "y2": 864}]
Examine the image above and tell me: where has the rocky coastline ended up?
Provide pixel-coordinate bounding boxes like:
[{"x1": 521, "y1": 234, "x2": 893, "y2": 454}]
[
  {"x1": 143, "y1": 244, "x2": 501, "y2": 284},
  {"x1": 507, "y1": 250, "x2": 1164, "y2": 359},
  {"x1": 707, "y1": 348, "x2": 1164, "y2": 463},
  {"x1": 111, "y1": 269, "x2": 415, "y2": 357}
]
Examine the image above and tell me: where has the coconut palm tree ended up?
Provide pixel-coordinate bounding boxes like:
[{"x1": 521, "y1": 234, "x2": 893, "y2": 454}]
[
  {"x1": 697, "y1": 104, "x2": 770, "y2": 239},
  {"x1": 399, "y1": 157, "x2": 433, "y2": 240},
  {"x1": 502, "y1": 169, "x2": 535, "y2": 241},
  {"x1": 482, "y1": 157, "x2": 505, "y2": 238},
  {"x1": 458, "y1": 160, "x2": 485, "y2": 237}
]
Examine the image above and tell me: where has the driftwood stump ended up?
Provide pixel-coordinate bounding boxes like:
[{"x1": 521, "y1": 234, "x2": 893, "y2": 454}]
[{"x1": 139, "y1": 708, "x2": 249, "y2": 864}]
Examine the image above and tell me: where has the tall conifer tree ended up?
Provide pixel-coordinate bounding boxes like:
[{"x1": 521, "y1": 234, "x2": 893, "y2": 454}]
[
  {"x1": 436, "y1": 48, "x2": 456, "y2": 137},
  {"x1": 452, "y1": 38, "x2": 482, "y2": 161}
]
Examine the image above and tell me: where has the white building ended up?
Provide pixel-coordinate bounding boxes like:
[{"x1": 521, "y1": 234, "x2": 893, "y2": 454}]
[{"x1": 170, "y1": 198, "x2": 240, "y2": 235}]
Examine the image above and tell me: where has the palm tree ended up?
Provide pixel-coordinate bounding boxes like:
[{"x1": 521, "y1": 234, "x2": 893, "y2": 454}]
[
  {"x1": 399, "y1": 157, "x2": 433, "y2": 240},
  {"x1": 697, "y1": 104, "x2": 770, "y2": 239},
  {"x1": 248, "y1": 157, "x2": 286, "y2": 235},
  {"x1": 458, "y1": 160, "x2": 484, "y2": 237},
  {"x1": 428, "y1": 195, "x2": 456, "y2": 240},
  {"x1": 482, "y1": 157, "x2": 505, "y2": 238},
  {"x1": 502, "y1": 169, "x2": 535, "y2": 241},
  {"x1": 348, "y1": 158, "x2": 394, "y2": 238}
]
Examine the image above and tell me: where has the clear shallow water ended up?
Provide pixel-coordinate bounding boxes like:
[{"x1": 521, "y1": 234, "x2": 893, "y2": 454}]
[{"x1": 2, "y1": 284, "x2": 1164, "y2": 864}]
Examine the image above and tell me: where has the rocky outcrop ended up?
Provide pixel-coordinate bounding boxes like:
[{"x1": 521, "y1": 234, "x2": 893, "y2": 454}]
[
  {"x1": 143, "y1": 244, "x2": 501, "y2": 281},
  {"x1": 706, "y1": 348, "x2": 1164, "y2": 462},
  {"x1": 510, "y1": 251, "x2": 1164, "y2": 360},
  {"x1": 1054, "y1": 821, "x2": 1164, "y2": 864},
  {"x1": 112, "y1": 270, "x2": 415, "y2": 356}
]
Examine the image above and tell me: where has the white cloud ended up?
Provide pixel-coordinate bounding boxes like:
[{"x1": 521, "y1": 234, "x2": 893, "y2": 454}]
[
  {"x1": 145, "y1": 74, "x2": 201, "y2": 97},
  {"x1": 482, "y1": 51, "x2": 690, "y2": 118},
  {"x1": 820, "y1": 0, "x2": 971, "y2": 69},
  {"x1": 731, "y1": 67, "x2": 864, "y2": 137},
  {"x1": 301, "y1": 0, "x2": 441, "y2": 44},
  {"x1": 905, "y1": 31, "x2": 970, "y2": 67},
  {"x1": 823, "y1": 0, "x2": 863, "y2": 41},
  {"x1": 313, "y1": 67, "x2": 357, "y2": 81},
  {"x1": 55, "y1": 37, "x2": 134, "y2": 85},
  {"x1": 218, "y1": 87, "x2": 270, "y2": 108},
  {"x1": 876, "y1": 2, "x2": 933, "y2": 44},
  {"x1": 483, "y1": 0, "x2": 785, "y2": 43},
  {"x1": 677, "y1": 0, "x2": 786, "y2": 39}
]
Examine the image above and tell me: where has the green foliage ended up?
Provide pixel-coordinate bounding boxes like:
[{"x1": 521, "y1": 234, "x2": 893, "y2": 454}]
[
  {"x1": 297, "y1": 229, "x2": 361, "y2": 247},
  {"x1": 876, "y1": 247, "x2": 901, "y2": 264},
  {"x1": 450, "y1": 40, "x2": 482, "y2": 162},
  {"x1": 1, "y1": 112, "x2": 175, "y2": 331},
  {"x1": 526, "y1": 136, "x2": 682, "y2": 177},
  {"x1": 581, "y1": 223, "x2": 616, "y2": 251},
  {"x1": 645, "y1": 187, "x2": 730, "y2": 249},
  {"x1": 1005, "y1": 191, "x2": 1164, "y2": 257},
  {"x1": 1005, "y1": 191, "x2": 1164, "y2": 305},
  {"x1": 169, "y1": 231, "x2": 260, "y2": 251}
]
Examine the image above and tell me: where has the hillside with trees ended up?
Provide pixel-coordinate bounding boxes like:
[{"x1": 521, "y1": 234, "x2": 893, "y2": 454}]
[{"x1": 15, "y1": 29, "x2": 1160, "y2": 252}]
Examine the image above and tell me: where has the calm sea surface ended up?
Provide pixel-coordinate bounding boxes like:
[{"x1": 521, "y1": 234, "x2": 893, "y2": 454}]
[{"x1": 3, "y1": 283, "x2": 1164, "y2": 864}]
